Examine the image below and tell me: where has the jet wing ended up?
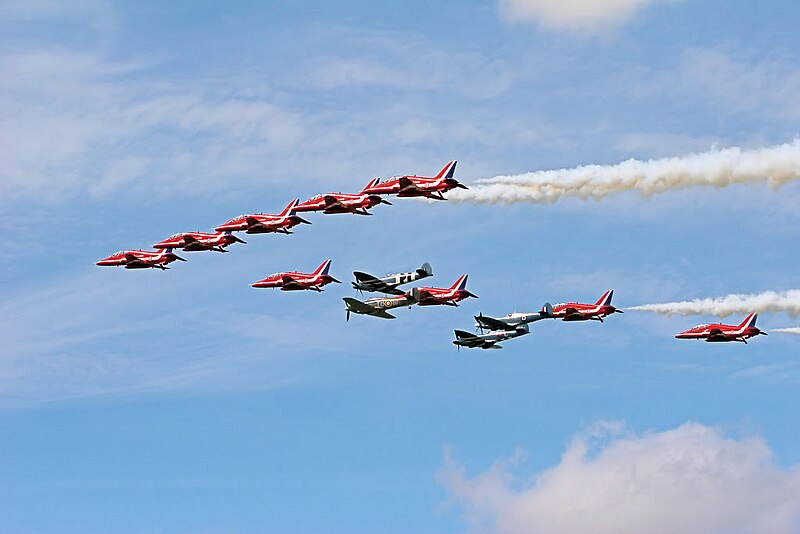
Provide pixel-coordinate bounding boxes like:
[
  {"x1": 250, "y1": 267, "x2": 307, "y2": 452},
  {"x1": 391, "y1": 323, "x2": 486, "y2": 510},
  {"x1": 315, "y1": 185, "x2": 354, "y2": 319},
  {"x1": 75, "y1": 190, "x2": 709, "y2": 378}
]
[
  {"x1": 475, "y1": 315, "x2": 517, "y2": 331},
  {"x1": 245, "y1": 217, "x2": 269, "y2": 231},
  {"x1": 281, "y1": 275, "x2": 307, "y2": 290},
  {"x1": 323, "y1": 195, "x2": 347, "y2": 210},
  {"x1": 415, "y1": 290, "x2": 442, "y2": 306},
  {"x1": 182, "y1": 235, "x2": 198, "y2": 244},
  {"x1": 563, "y1": 307, "x2": 585, "y2": 320},
  {"x1": 706, "y1": 328, "x2": 728, "y2": 342},
  {"x1": 397, "y1": 177, "x2": 421, "y2": 195},
  {"x1": 124, "y1": 253, "x2": 147, "y2": 267}
]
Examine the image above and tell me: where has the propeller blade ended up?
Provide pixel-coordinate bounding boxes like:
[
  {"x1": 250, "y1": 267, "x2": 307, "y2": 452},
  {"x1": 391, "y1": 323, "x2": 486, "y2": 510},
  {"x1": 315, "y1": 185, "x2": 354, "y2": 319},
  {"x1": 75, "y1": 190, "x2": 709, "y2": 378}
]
[{"x1": 346, "y1": 310, "x2": 350, "y2": 322}]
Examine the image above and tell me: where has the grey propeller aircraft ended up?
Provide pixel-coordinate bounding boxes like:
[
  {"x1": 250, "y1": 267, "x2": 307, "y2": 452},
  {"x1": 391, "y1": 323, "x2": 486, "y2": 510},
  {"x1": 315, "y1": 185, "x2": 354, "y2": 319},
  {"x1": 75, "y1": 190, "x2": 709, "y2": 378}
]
[
  {"x1": 473, "y1": 303, "x2": 554, "y2": 331},
  {"x1": 352, "y1": 262, "x2": 433, "y2": 295},
  {"x1": 453, "y1": 323, "x2": 530, "y2": 350}
]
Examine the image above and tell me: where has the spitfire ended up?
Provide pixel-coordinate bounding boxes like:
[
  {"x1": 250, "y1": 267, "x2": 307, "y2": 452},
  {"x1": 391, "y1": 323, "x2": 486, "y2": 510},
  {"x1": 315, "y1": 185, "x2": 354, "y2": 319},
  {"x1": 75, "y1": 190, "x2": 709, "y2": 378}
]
[
  {"x1": 453, "y1": 323, "x2": 530, "y2": 350},
  {"x1": 362, "y1": 161, "x2": 467, "y2": 200},
  {"x1": 96, "y1": 249, "x2": 186, "y2": 270},
  {"x1": 252, "y1": 260, "x2": 341, "y2": 291},
  {"x1": 548, "y1": 290, "x2": 622, "y2": 322},
  {"x1": 153, "y1": 231, "x2": 245, "y2": 253},
  {"x1": 352, "y1": 262, "x2": 433, "y2": 295},
  {"x1": 343, "y1": 293, "x2": 418, "y2": 321},
  {"x1": 215, "y1": 199, "x2": 311, "y2": 234},
  {"x1": 675, "y1": 313, "x2": 767, "y2": 343}
]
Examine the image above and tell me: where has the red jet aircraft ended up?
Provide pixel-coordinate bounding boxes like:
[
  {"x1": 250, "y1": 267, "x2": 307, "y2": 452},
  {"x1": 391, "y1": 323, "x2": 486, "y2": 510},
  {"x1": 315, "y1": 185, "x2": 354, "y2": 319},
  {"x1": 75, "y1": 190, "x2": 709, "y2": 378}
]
[
  {"x1": 675, "y1": 313, "x2": 766, "y2": 343},
  {"x1": 548, "y1": 290, "x2": 622, "y2": 322},
  {"x1": 214, "y1": 199, "x2": 311, "y2": 234},
  {"x1": 251, "y1": 259, "x2": 341, "y2": 291},
  {"x1": 410, "y1": 274, "x2": 477, "y2": 306},
  {"x1": 293, "y1": 178, "x2": 392, "y2": 215},
  {"x1": 153, "y1": 231, "x2": 245, "y2": 253},
  {"x1": 361, "y1": 161, "x2": 467, "y2": 200},
  {"x1": 96, "y1": 249, "x2": 186, "y2": 270}
]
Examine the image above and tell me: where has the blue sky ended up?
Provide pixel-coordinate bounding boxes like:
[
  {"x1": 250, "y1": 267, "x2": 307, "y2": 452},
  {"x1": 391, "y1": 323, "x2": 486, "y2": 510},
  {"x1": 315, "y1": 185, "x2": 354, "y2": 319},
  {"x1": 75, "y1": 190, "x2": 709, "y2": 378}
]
[{"x1": 2, "y1": 1, "x2": 800, "y2": 532}]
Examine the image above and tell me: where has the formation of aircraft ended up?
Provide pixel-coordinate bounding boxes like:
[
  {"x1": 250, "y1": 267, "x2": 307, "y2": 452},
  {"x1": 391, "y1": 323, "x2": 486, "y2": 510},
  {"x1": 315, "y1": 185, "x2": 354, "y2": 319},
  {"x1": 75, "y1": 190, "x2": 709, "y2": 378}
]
[
  {"x1": 675, "y1": 313, "x2": 766, "y2": 343},
  {"x1": 252, "y1": 260, "x2": 341, "y2": 291},
  {"x1": 343, "y1": 263, "x2": 479, "y2": 321},
  {"x1": 95, "y1": 249, "x2": 186, "y2": 270},
  {"x1": 96, "y1": 158, "x2": 776, "y2": 346},
  {"x1": 97, "y1": 162, "x2": 461, "y2": 273}
]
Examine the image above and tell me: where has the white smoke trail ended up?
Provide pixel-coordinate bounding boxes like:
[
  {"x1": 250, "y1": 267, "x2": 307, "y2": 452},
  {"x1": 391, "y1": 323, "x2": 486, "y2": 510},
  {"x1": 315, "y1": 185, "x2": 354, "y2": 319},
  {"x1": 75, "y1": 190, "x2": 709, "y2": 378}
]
[
  {"x1": 771, "y1": 327, "x2": 800, "y2": 335},
  {"x1": 450, "y1": 139, "x2": 800, "y2": 204},
  {"x1": 627, "y1": 290, "x2": 800, "y2": 318}
]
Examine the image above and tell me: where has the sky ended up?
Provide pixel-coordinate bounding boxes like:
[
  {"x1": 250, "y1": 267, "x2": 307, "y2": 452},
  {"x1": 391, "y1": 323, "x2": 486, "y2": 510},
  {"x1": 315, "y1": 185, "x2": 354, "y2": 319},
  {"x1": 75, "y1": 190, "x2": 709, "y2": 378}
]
[{"x1": 1, "y1": 1, "x2": 800, "y2": 532}]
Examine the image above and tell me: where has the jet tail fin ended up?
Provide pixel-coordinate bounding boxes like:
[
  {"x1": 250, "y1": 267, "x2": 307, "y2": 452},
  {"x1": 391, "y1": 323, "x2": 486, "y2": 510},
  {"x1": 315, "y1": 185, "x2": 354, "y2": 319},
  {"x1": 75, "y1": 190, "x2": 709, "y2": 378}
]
[
  {"x1": 280, "y1": 199, "x2": 300, "y2": 216},
  {"x1": 449, "y1": 274, "x2": 469, "y2": 291},
  {"x1": 360, "y1": 177, "x2": 381, "y2": 193},
  {"x1": 737, "y1": 313, "x2": 758, "y2": 330},
  {"x1": 313, "y1": 259, "x2": 332, "y2": 276},
  {"x1": 595, "y1": 290, "x2": 614, "y2": 306},
  {"x1": 433, "y1": 160, "x2": 457, "y2": 181}
]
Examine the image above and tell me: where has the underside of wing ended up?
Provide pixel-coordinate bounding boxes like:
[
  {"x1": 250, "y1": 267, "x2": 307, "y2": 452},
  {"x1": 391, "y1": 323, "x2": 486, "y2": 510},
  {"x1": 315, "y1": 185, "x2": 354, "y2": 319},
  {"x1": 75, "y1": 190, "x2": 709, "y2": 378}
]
[
  {"x1": 706, "y1": 328, "x2": 729, "y2": 341},
  {"x1": 563, "y1": 307, "x2": 586, "y2": 320}
]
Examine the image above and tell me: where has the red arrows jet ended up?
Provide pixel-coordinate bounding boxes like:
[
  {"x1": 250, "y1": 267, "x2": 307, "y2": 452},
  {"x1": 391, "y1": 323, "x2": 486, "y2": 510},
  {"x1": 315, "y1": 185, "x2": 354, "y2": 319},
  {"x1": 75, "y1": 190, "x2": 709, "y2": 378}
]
[
  {"x1": 153, "y1": 231, "x2": 245, "y2": 253},
  {"x1": 675, "y1": 313, "x2": 767, "y2": 343},
  {"x1": 362, "y1": 161, "x2": 468, "y2": 200},
  {"x1": 410, "y1": 274, "x2": 477, "y2": 306},
  {"x1": 214, "y1": 199, "x2": 311, "y2": 234},
  {"x1": 548, "y1": 290, "x2": 622, "y2": 322},
  {"x1": 251, "y1": 259, "x2": 341, "y2": 291},
  {"x1": 96, "y1": 249, "x2": 186, "y2": 270},
  {"x1": 293, "y1": 178, "x2": 392, "y2": 215}
]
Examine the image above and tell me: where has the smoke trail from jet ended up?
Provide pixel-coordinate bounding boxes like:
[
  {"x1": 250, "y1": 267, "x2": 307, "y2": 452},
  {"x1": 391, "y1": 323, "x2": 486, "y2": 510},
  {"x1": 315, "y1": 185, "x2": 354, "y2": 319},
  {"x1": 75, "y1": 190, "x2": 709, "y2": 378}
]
[
  {"x1": 450, "y1": 140, "x2": 800, "y2": 204},
  {"x1": 627, "y1": 290, "x2": 800, "y2": 318},
  {"x1": 771, "y1": 327, "x2": 800, "y2": 335}
]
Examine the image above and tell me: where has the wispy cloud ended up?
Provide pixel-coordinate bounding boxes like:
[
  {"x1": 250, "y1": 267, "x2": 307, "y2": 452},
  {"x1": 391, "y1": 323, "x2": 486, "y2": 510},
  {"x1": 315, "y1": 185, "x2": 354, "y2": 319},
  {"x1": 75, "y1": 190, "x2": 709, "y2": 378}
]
[
  {"x1": 439, "y1": 421, "x2": 800, "y2": 533},
  {"x1": 498, "y1": 0, "x2": 677, "y2": 33}
]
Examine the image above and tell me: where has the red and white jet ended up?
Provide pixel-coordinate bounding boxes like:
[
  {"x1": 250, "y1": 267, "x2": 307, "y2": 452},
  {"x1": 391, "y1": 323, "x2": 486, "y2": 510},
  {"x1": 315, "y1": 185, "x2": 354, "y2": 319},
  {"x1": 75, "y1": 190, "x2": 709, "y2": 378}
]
[
  {"x1": 675, "y1": 313, "x2": 766, "y2": 343},
  {"x1": 410, "y1": 274, "x2": 478, "y2": 306},
  {"x1": 251, "y1": 259, "x2": 341, "y2": 291},
  {"x1": 361, "y1": 161, "x2": 467, "y2": 200},
  {"x1": 96, "y1": 249, "x2": 186, "y2": 270},
  {"x1": 153, "y1": 231, "x2": 245, "y2": 253},
  {"x1": 214, "y1": 199, "x2": 311, "y2": 234},
  {"x1": 293, "y1": 178, "x2": 392, "y2": 216},
  {"x1": 548, "y1": 290, "x2": 622, "y2": 322}
]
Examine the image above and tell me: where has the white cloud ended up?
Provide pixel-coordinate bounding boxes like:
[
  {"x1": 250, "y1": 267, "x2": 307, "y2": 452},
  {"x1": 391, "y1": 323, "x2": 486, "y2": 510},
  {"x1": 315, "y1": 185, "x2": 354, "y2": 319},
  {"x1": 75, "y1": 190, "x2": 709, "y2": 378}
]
[
  {"x1": 438, "y1": 421, "x2": 800, "y2": 534},
  {"x1": 498, "y1": 0, "x2": 674, "y2": 32}
]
